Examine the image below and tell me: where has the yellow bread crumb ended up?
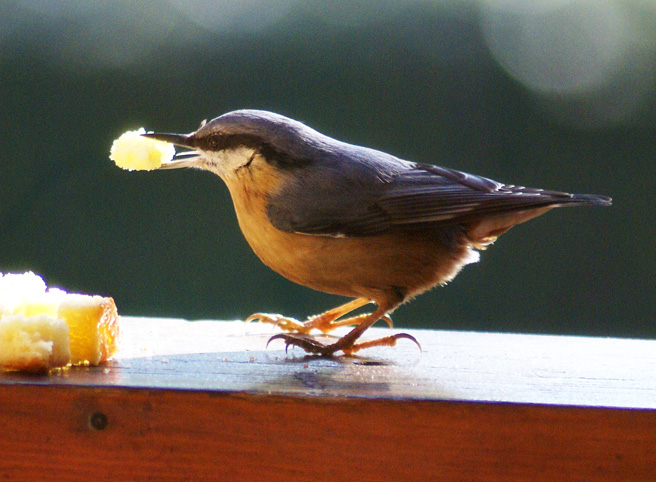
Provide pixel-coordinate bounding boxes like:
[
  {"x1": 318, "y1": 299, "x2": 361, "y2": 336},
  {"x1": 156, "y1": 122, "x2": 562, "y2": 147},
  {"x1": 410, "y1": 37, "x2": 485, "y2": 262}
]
[
  {"x1": 0, "y1": 315, "x2": 70, "y2": 373},
  {"x1": 58, "y1": 295, "x2": 119, "y2": 365},
  {"x1": 0, "y1": 272, "x2": 120, "y2": 372},
  {"x1": 0, "y1": 271, "x2": 48, "y2": 317},
  {"x1": 110, "y1": 128, "x2": 175, "y2": 171}
]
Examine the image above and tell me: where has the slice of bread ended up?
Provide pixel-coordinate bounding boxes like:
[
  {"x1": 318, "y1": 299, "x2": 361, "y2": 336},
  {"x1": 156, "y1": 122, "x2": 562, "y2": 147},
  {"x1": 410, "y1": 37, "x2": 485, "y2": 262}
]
[
  {"x1": 0, "y1": 272, "x2": 120, "y2": 372},
  {"x1": 0, "y1": 315, "x2": 70, "y2": 373},
  {"x1": 59, "y1": 294, "x2": 119, "y2": 366}
]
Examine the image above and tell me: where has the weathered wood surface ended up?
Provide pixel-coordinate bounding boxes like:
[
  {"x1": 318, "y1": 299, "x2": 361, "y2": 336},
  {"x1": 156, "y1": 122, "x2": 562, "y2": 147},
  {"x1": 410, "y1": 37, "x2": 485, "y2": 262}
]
[
  {"x1": 1, "y1": 317, "x2": 654, "y2": 481},
  {"x1": 3, "y1": 317, "x2": 654, "y2": 407}
]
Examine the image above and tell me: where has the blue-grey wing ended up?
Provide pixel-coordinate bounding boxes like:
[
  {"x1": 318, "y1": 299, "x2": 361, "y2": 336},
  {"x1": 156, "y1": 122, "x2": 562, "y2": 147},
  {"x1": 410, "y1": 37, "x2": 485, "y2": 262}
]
[{"x1": 267, "y1": 153, "x2": 607, "y2": 237}]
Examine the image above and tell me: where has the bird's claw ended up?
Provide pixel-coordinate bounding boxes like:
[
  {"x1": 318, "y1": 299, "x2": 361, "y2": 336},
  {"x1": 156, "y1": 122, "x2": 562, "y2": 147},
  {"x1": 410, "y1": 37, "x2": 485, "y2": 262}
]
[
  {"x1": 266, "y1": 332, "x2": 422, "y2": 357},
  {"x1": 345, "y1": 332, "x2": 422, "y2": 355},
  {"x1": 266, "y1": 333, "x2": 336, "y2": 356},
  {"x1": 245, "y1": 313, "x2": 309, "y2": 333}
]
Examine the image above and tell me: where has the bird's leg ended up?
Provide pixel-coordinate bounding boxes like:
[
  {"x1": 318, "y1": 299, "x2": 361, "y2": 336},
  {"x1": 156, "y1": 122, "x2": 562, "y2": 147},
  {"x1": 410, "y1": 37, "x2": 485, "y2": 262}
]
[
  {"x1": 323, "y1": 312, "x2": 393, "y2": 331},
  {"x1": 340, "y1": 333, "x2": 421, "y2": 355},
  {"x1": 267, "y1": 303, "x2": 417, "y2": 356},
  {"x1": 246, "y1": 297, "x2": 392, "y2": 334}
]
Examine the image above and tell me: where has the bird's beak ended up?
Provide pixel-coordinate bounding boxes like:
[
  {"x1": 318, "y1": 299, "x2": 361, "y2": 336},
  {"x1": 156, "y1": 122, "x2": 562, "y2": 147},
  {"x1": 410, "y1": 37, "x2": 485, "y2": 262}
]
[
  {"x1": 142, "y1": 132, "x2": 193, "y2": 148},
  {"x1": 141, "y1": 132, "x2": 201, "y2": 169}
]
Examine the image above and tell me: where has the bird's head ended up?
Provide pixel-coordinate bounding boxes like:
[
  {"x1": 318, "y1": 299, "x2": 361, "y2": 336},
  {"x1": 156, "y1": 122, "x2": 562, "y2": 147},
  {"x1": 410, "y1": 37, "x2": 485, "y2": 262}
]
[{"x1": 142, "y1": 110, "x2": 325, "y2": 180}]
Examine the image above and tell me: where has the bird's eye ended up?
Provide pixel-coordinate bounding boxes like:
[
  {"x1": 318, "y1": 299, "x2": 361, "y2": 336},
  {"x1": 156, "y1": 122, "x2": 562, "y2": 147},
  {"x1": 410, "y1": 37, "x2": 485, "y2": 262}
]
[{"x1": 207, "y1": 134, "x2": 221, "y2": 150}]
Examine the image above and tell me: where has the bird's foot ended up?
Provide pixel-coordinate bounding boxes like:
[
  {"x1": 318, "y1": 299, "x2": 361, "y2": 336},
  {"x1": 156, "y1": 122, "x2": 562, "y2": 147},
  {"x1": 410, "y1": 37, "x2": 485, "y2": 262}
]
[
  {"x1": 246, "y1": 298, "x2": 392, "y2": 335},
  {"x1": 267, "y1": 332, "x2": 421, "y2": 357},
  {"x1": 245, "y1": 313, "x2": 310, "y2": 334}
]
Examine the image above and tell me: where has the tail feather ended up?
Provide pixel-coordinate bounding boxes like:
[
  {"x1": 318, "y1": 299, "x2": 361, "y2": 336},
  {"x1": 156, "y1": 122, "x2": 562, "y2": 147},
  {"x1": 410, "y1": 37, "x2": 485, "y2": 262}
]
[
  {"x1": 566, "y1": 193, "x2": 612, "y2": 207},
  {"x1": 466, "y1": 191, "x2": 611, "y2": 248}
]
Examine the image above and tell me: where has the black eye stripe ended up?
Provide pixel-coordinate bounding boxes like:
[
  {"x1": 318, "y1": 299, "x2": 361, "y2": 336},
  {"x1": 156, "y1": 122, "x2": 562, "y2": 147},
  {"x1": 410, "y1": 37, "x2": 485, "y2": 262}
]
[
  {"x1": 196, "y1": 133, "x2": 311, "y2": 170},
  {"x1": 198, "y1": 133, "x2": 261, "y2": 152}
]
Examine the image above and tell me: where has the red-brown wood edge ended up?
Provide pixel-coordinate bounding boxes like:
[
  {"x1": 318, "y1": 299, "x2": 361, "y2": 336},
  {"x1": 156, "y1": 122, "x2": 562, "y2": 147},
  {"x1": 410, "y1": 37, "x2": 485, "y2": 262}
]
[{"x1": 1, "y1": 383, "x2": 654, "y2": 482}]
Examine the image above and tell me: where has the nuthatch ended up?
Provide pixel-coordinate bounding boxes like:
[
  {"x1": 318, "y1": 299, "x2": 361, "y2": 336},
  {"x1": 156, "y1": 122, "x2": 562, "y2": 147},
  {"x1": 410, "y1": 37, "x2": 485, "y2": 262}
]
[{"x1": 144, "y1": 110, "x2": 611, "y2": 356}]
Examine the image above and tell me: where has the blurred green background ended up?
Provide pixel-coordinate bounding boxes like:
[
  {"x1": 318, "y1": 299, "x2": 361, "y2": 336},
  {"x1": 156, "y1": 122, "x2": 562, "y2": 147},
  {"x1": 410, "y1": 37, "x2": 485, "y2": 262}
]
[{"x1": 1, "y1": 1, "x2": 654, "y2": 338}]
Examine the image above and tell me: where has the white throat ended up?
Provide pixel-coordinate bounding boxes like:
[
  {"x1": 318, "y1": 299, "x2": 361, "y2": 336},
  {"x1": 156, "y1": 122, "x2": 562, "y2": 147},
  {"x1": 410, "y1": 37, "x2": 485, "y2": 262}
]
[{"x1": 200, "y1": 147, "x2": 257, "y2": 180}]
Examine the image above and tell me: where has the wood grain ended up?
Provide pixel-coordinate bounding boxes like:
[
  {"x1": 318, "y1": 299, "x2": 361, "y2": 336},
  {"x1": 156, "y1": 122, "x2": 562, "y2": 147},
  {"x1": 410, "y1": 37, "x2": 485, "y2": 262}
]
[
  {"x1": 1, "y1": 317, "x2": 655, "y2": 481},
  {"x1": 0, "y1": 384, "x2": 654, "y2": 482}
]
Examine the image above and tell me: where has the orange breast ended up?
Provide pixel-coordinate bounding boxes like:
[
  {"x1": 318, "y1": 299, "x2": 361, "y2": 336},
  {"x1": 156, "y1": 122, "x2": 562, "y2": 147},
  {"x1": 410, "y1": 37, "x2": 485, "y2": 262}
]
[{"x1": 222, "y1": 164, "x2": 474, "y2": 304}]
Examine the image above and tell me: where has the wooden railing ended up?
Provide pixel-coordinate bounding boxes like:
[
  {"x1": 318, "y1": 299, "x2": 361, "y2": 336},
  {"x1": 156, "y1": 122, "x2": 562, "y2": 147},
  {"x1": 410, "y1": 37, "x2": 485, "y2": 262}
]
[{"x1": 1, "y1": 317, "x2": 654, "y2": 481}]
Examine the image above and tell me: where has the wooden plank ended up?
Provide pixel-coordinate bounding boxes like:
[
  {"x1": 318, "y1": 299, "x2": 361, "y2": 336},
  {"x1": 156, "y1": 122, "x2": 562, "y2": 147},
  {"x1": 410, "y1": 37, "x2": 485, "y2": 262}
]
[
  {"x1": 2, "y1": 317, "x2": 654, "y2": 408},
  {"x1": 1, "y1": 317, "x2": 655, "y2": 481},
  {"x1": 0, "y1": 383, "x2": 654, "y2": 482}
]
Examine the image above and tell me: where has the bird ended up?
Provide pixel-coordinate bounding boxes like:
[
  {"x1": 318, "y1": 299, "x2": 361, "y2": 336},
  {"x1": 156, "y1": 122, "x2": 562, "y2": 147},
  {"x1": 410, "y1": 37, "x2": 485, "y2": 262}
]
[{"x1": 143, "y1": 109, "x2": 611, "y2": 356}]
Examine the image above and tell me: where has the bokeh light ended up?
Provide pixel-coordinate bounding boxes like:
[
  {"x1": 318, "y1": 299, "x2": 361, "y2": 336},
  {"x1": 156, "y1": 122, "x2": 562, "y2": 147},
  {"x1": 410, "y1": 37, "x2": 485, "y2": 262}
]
[
  {"x1": 477, "y1": 0, "x2": 656, "y2": 127},
  {"x1": 167, "y1": 0, "x2": 296, "y2": 34}
]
